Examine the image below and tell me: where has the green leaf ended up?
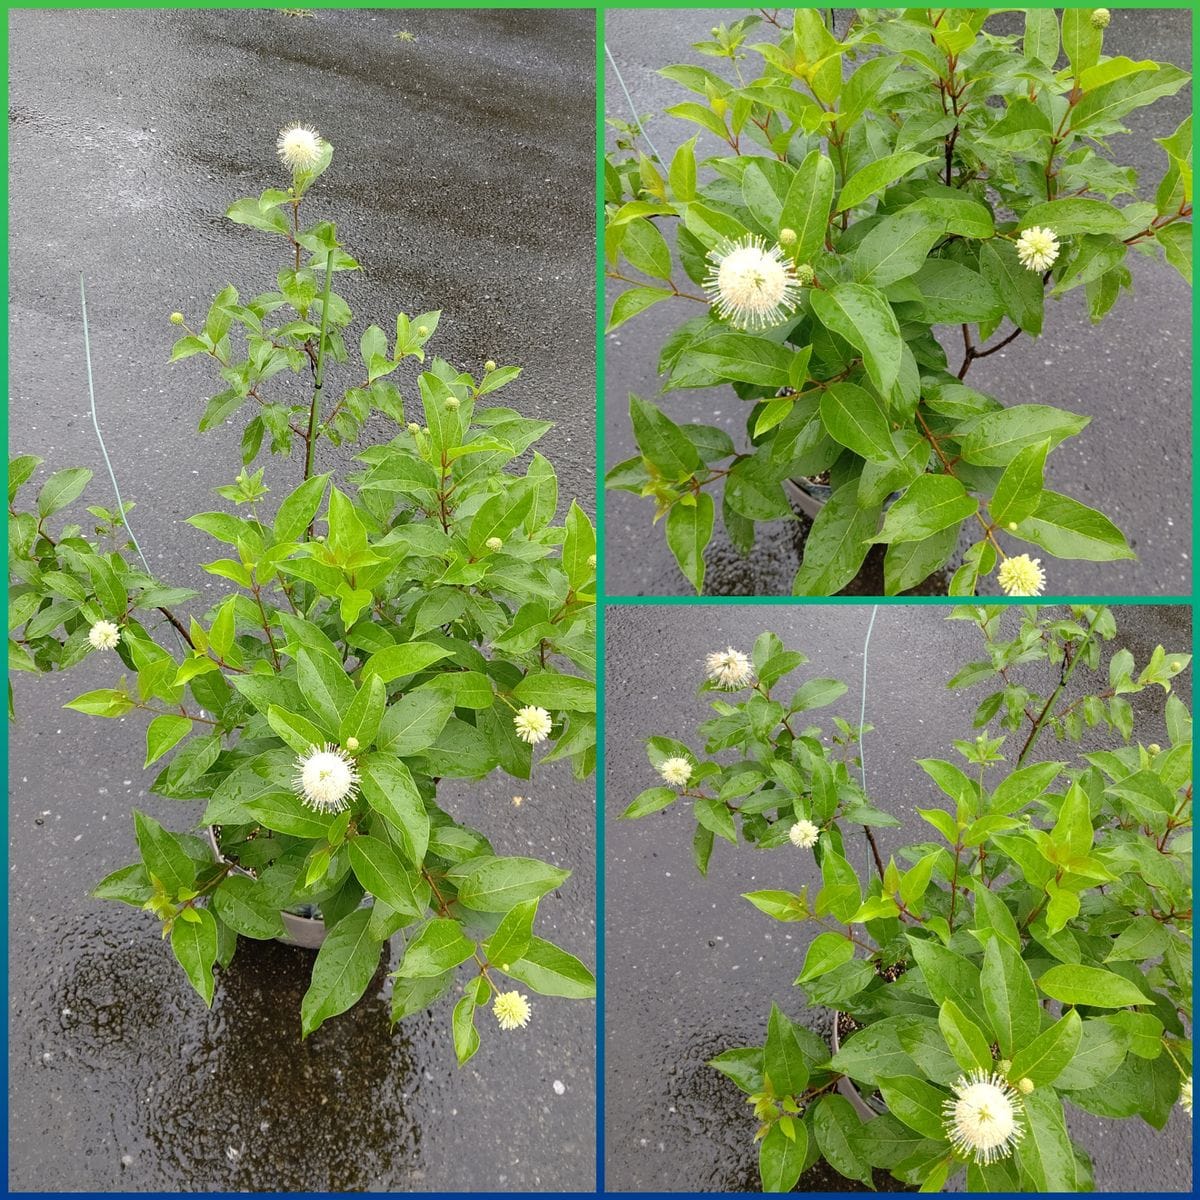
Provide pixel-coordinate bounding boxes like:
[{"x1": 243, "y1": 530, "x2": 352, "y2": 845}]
[
  {"x1": 792, "y1": 482, "x2": 880, "y2": 596},
  {"x1": 483, "y1": 899, "x2": 537, "y2": 967},
  {"x1": 621, "y1": 217, "x2": 672, "y2": 280},
  {"x1": 171, "y1": 907, "x2": 218, "y2": 1006},
  {"x1": 339, "y1": 674, "x2": 387, "y2": 749},
  {"x1": 1009, "y1": 1009, "x2": 1081, "y2": 1086},
  {"x1": 1104, "y1": 915, "x2": 1170, "y2": 963},
  {"x1": 908, "y1": 936, "x2": 988, "y2": 1032},
  {"x1": 1024, "y1": 7, "x2": 1059, "y2": 66},
  {"x1": 1012, "y1": 491, "x2": 1135, "y2": 562},
  {"x1": 909, "y1": 260, "x2": 1004, "y2": 324},
  {"x1": 65, "y1": 688, "x2": 135, "y2": 718},
  {"x1": 796, "y1": 931, "x2": 855, "y2": 982},
  {"x1": 666, "y1": 493, "x2": 713, "y2": 594},
  {"x1": 876, "y1": 1075, "x2": 949, "y2": 1141},
  {"x1": 809, "y1": 283, "x2": 903, "y2": 399},
  {"x1": 391, "y1": 970, "x2": 455, "y2": 1022},
  {"x1": 347, "y1": 835, "x2": 426, "y2": 917},
  {"x1": 267, "y1": 704, "x2": 327, "y2": 755},
  {"x1": 300, "y1": 908, "x2": 382, "y2": 1036},
  {"x1": 1018, "y1": 198, "x2": 1127, "y2": 237},
  {"x1": 273, "y1": 473, "x2": 329, "y2": 544},
  {"x1": 37, "y1": 467, "x2": 92, "y2": 518},
  {"x1": 358, "y1": 753, "x2": 429, "y2": 867},
  {"x1": 144, "y1": 714, "x2": 193, "y2": 767},
  {"x1": 683, "y1": 333, "x2": 796, "y2": 388},
  {"x1": 297, "y1": 648, "x2": 355, "y2": 733},
  {"x1": 669, "y1": 136, "x2": 697, "y2": 201},
  {"x1": 780, "y1": 148, "x2": 836, "y2": 264},
  {"x1": 820, "y1": 382, "x2": 895, "y2": 464},
  {"x1": 989, "y1": 761, "x2": 1066, "y2": 814},
  {"x1": 883, "y1": 525, "x2": 957, "y2": 595},
  {"x1": 501, "y1": 935, "x2": 596, "y2": 998},
  {"x1": 622, "y1": 786, "x2": 679, "y2": 819},
  {"x1": 396, "y1": 917, "x2": 475, "y2": 977},
  {"x1": 854, "y1": 209, "x2": 945, "y2": 288},
  {"x1": 837, "y1": 152, "x2": 937, "y2": 213},
  {"x1": 244, "y1": 789, "x2": 333, "y2": 839},
  {"x1": 1015, "y1": 1087, "x2": 1075, "y2": 1192},
  {"x1": 938, "y1": 999, "x2": 993, "y2": 1073},
  {"x1": 979, "y1": 239, "x2": 1045, "y2": 335},
  {"x1": 455, "y1": 856, "x2": 570, "y2": 913},
  {"x1": 227, "y1": 194, "x2": 290, "y2": 234},
  {"x1": 1053, "y1": 1018, "x2": 1129, "y2": 1090},
  {"x1": 512, "y1": 671, "x2": 594, "y2": 712},
  {"x1": 694, "y1": 796, "x2": 737, "y2": 845},
  {"x1": 765, "y1": 1002, "x2": 810, "y2": 1098},
  {"x1": 452, "y1": 991, "x2": 481, "y2": 1065},
  {"x1": 629, "y1": 393, "x2": 701, "y2": 480},
  {"x1": 871, "y1": 474, "x2": 977, "y2": 545},
  {"x1": 981, "y1": 938, "x2": 1041, "y2": 1058},
  {"x1": 561, "y1": 500, "x2": 596, "y2": 590},
  {"x1": 133, "y1": 810, "x2": 196, "y2": 895},
  {"x1": 361, "y1": 641, "x2": 454, "y2": 684},
  {"x1": 212, "y1": 875, "x2": 287, "y2": 940},
  {"x1": 989, "y1": 439, "x2": 1048, "y2": 529},
  {"x1": 376, "y1": 690, "x2": 454, "y2": 756},
  {"x1": 759, "y1": 1119, "x2": 807, "y2": 1193},
  {"x1": 607, "y1": 285, "x2": 674, "y2": 331},
  {"x1": 957, "y1": 406, "x2": 1089, "y2": 468},
  {"x1": 1037, "y1": 963, "x2": 1152, "y2": 1008},
  {"x1": 813, "y1": 1094, "x2": 873, "y2": 1189}
]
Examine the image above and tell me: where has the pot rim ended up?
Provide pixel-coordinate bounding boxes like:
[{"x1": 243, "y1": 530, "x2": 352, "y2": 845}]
[
  {"x1": 830, "y1": 1010, "x2": 888, "y2": 1121},
  {"x1": 205, "y1": 824, "x2": 325, "y2": 930}
]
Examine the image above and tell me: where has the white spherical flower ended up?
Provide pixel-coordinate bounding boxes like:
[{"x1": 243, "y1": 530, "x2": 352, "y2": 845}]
[
  {"x1": 997, "y1": 553, "x2": 1046, "y2": 597},
  {"x1": 1015, "y1": 225, "x2": 1060, "y2": 272},
  {"x1": 944, "y1": 1071, "x2": 1025, "y2": 1165},
  {"x1": 276, "y1": 124, "x2": 324, "y2": 172},
  {"x1": 293, "y1": 743, "x2": 360, "y2": 813},
  {"x1": 1180, "y1": 1078, "x2": 1192, "y2": 1116},
  {"x1": 706, "y1": 646, "x2": 754, "y2": 690},
  {"x1": 513, "y1": 705, "x2": 553, "y2": 745},
  {"x1": 703, "y1": 235, "x2": 803, "y2": 331},
  {"x1": 493, "y1": 990, "x2": 531, "y2": 1030},
  {"x1": 788, "y1": 819, "x2": 820, "y2": 849},
  {"x1": 659, "y1": 756, "x2": 693, "y2": 788},
  {"x1": 88, "y1": 619, "x2": 122, "y2": 652}
]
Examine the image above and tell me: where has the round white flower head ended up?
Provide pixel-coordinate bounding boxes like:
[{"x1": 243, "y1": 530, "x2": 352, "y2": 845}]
[
  {"x1": 703, "y1": 235, "x2": 803, "y2": 331},
  {"x1": 276, "y1": 124, "x2": 324, "y2": 172},
  {"x1": 485, "y1": 537, "x2": 503, "y2": 552},
  {"x1": 706, "y1": 646, "x2": 754, "y2": 690},
  {"x1": 789, "y1": 819, "x2": 820, "y2": 849},
  {"x1": 944, "y1": 1071, "x2": 1025, "y2": 1165},
  {"x1": 1015, "y1": 225, "x2": 1059, "y2": 272},
  {"x1": 1180, "y1": 1078, "x2": 1192, "y2": 1116},
  {"x1": 1091, "y1": 8, "x2": 1111, "y2": 29},
  {"x1": 659, "y1": 756, "x2": 693, "y2": 788},
  {"x1": 294, "y1": 743, "x2": 360, "y2": 813},
  {"x1": 997, "y1": 553, "x2": 1046, "y2": 597},
  {"x1": 493, "y1": 990, "x2": 531, "y2": 1030},
  {"x1": 513, "y1": 705, "x2": 553, "y2": 745},
  {"x1": 88, "y1": 619, "x2": 122, "y2": 652}
]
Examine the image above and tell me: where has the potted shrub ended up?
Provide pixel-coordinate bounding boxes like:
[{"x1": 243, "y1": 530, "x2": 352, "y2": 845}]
[
  {"x1": 625, "y1": 607, "x2": 1192, "y2": 1190},
  {"x1": 8, "y1": 126, "x2": 597, "y2": 1056},
  {"x1": 604, "y1": 8, "x2": 1191, "y2": 596}
]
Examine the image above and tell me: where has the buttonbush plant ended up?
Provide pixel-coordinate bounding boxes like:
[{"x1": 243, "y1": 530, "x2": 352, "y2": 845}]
[
  {"x1": 8, "y1": 129, "x2": 596, "y2": 1056},
  {"x1": 626, "y1": 607, "x2": 1192, "y2": 1191},
  {"x1": 604, "y1": 9, "x2": 1192, "y2": 596}
]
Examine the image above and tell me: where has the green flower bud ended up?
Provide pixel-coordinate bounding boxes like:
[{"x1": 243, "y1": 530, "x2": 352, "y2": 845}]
[
  {"x1": 444, "y1": 396, "x2": 460, "y2": 412},
  {"x1": 1008, "y1": 521, "x2": 1019, "y2": 531},
  {"x1": 484, "y1": 359, "x2": 497, "y2": 373},
  {"x1": 1090, "y1": 8, "x2": 1111, "y2": 29},
  {"x1": 795, "y1": 263, "x2": 816, "y2": 286},
  {"x1": 998, "y1": 1059, "x2": 1012, "y2": 1073},
  {"x1": 169, "y1": 311, "x2": 184, "y2": 325},
  {"x1": 485, "y1": 537, "x2": 503, "y2": 552},
  {"x1": 407, "y1": 422, "x2": 421, "y2": 435},
  {"x1": 1018, "y1": 1077, "x2": 1035, "y2": 1095},
  {"x1": 587, "y1": 554, "x2": 597, "y2": 569},
  {"x1": 417, "y1": 325, "x2": 429, "y2": 337},
  {"x1": 345, "y1": 736, "x2": 360, "y2": 752},
  {"x1": 779, "y1": 228, "x2": 797, "y2": 246},
  {"x1": 1149, "y1": 743, "x2": 1162, "y2": 755}
]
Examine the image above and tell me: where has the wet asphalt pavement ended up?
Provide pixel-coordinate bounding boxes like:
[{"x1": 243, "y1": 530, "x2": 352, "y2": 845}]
[
  {"x1": 8, "y1": 8, "x2": 595, "y2": 1191},
  {"x1": 603, "y1": 9, "x2": 1193, "y2": 597},
  {"x1": 603, "y1": 603, "x2": 1193, "y2": 1192}
]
